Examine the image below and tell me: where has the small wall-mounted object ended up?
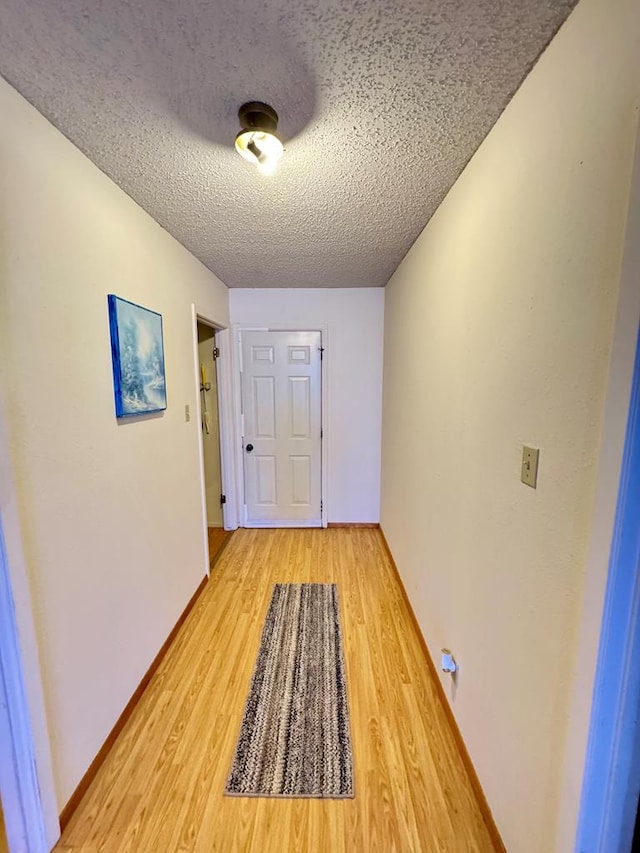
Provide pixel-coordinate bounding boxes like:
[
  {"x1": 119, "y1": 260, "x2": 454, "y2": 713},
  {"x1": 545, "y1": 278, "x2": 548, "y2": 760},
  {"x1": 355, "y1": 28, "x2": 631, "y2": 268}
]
[
  {"x1": 441, "y1": 649, "x2": 457, "y2": 674},
  {"x1": 521, "y1": 445, "x2": 540, "y2": 488},
  {"x1": 200, "y1": 362, "x2": 211, "y2": 392}
]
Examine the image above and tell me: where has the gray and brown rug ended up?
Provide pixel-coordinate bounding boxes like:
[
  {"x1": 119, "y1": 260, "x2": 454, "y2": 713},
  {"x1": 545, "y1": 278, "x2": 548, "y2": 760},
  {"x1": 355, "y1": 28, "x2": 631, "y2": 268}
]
[{"x1": 225, "y1": 583, "x2": 354, "y2": 798}]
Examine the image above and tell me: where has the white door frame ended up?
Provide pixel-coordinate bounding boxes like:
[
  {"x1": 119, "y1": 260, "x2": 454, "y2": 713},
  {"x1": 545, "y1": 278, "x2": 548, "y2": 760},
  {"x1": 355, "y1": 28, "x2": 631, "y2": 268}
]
[
  {"x1": 573, "y1": 132, "x2": 640, "y2": 852},
  {"x1": 0, "y1": 525, "x2": 51, "y2": 853},
  {"x1": 191, "y1": 308, "x2": 239, "y2": 574},
  {"x1": 230, "y1": 324, "x2": 329, "y2": 528},
  {"x1": 0, "y1": 393, "x2": 59, "y2": 852},
  {"x1": 559, "y1": 128, "x2": 640, "y2": 851},
  {"x1": 575, "y1": 322, "x2": 640, "y2": 852}
]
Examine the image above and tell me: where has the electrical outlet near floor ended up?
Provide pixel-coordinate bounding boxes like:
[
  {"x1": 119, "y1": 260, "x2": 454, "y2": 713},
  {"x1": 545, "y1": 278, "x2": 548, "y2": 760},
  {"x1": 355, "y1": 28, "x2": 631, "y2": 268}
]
[{"x1": 521, "y1": 445, "x2": 540, "y2": 488}]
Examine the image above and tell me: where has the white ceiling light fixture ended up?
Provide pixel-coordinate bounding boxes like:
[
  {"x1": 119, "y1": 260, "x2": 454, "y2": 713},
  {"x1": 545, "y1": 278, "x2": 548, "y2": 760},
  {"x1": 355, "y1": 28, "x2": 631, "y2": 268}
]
[{"x1": 235, "y1": 101, "x2": 284, "y2": 175}]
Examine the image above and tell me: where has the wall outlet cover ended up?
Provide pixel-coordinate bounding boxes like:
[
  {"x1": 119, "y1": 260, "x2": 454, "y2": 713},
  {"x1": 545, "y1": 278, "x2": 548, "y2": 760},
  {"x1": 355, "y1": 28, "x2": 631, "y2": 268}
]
[{"x1": 521, "y1": 445, "x2": 540, "y2": 488}]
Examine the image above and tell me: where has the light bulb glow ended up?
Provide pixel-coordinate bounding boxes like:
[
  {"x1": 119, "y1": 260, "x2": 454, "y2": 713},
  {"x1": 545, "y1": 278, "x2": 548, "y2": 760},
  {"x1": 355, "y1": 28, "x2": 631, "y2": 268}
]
[{"x1": 235, "y1": 130, "x2": 284, "y2": 175}]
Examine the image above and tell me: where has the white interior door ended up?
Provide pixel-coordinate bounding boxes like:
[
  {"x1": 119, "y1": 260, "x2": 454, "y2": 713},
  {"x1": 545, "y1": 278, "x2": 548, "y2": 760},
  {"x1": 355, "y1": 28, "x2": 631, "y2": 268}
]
[{"x1": 241, "y1": 330, "x2": 322, "y2": 527}]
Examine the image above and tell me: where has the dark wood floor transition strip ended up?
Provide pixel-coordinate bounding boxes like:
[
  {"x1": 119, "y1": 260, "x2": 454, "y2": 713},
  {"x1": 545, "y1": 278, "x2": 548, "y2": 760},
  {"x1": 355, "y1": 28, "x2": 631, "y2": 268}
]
[
  {"x1": 378, "y1": 528, "x2": 506, "y2": 853},
  {"x1": 59, "y1": 574, "x2": 209, "y2": 831}
]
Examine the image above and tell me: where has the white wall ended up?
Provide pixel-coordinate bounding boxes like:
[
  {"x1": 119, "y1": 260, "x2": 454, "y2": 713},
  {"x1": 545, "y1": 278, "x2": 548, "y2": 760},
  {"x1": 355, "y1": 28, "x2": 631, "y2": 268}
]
[
  {"x1": 230, "y1": 289, "x2": 384, "y2": 523},
  {"x1": 0, "y1": 77, "x2": 229, "y2": 809},
  {"x1": 379, "y1": 0, "x2": 640, "y2": 850}
]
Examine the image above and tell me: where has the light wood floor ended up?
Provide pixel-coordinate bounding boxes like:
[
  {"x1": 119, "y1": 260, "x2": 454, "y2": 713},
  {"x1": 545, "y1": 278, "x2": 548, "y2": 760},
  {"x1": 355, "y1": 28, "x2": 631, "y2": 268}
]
[
  {"x1": 0, "y1": 802, "x2": 7, "y2": 853},
  {"x1": 55, "y1": 529, "x2": 496, "y2": 852},
  {"x1": 207, "y1": 526, "x2": 232, "y2": 569}
]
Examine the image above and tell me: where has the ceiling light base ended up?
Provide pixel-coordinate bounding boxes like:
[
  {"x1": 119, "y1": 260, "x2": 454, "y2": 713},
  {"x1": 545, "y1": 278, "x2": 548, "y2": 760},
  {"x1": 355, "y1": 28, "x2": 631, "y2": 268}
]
[
  {"x1": 237, "y1": 102, "x2": 279, "y2": 134},
  {"x1": 235, "y1": 101, "x2": 283, "y2": 174}
]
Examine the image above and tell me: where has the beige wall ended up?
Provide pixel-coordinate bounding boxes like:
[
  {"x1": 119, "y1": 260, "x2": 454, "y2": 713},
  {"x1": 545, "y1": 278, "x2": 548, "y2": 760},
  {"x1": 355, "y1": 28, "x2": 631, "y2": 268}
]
[
  {"x1": 379, "y1": 0, "x2": 640, "y2": 849},
  {"x1": 197, "y1": 324, "x2": 223, "y2": 527},
  {"x1": 0, "y1": 77, "x2": 229, "y2": 808}
]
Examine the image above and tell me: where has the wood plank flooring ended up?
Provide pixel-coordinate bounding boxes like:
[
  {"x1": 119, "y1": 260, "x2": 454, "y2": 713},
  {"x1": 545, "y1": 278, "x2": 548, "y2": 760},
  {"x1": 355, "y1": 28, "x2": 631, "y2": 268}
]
[
  {"x1": 55, "y1": 528, "x2": 496, "y2": 852},
  {"x1": 0, "y1": 803, "x2": 8, "y2": 853},
  {"x1": 207, "y1": 527, "x2": 232, "y2": 569}
]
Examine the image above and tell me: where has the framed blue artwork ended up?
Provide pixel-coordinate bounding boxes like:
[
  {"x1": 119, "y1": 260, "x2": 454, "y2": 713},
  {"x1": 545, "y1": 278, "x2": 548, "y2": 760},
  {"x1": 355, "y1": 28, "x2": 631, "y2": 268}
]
[{"x1": 108, "y1": 295, "x2": 167, "y2": 417}]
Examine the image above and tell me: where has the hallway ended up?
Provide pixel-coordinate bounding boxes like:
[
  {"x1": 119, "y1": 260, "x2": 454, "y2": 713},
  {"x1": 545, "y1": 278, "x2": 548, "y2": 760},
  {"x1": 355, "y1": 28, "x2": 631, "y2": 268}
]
[{"x1": 55, "y1": 528, "x2": 496, "y2": 851}]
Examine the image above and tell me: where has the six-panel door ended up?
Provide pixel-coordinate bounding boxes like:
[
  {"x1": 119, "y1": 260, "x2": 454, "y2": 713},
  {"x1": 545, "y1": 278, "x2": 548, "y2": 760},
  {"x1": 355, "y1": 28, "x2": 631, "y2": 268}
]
[{"x1": 241, "y1": 331, "x2": 322, "y2": 526}]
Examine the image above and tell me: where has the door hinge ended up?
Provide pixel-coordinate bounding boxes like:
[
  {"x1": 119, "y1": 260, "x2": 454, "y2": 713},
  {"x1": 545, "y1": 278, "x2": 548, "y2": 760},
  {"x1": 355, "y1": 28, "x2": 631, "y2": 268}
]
[
  {"x1": 320, "y1": 347, "x2": 325, "y2": 361},
  {"x1": 220, "y1": 494, "x2": 227, "y2": 505},
  {"x1": 321, "y1": 500, "x2": 323, "y2": 512},
  {"x1": 321, "y1": 428, "x2": 323, "y2": 439},
  {"x1": 212, "y1": 347, "x2": 221, "y2": 360}
]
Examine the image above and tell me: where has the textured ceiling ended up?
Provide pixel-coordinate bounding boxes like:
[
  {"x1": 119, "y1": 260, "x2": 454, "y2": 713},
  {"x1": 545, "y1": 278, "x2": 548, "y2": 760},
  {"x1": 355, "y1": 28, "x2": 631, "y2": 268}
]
[{"x1": 0, "y1": 0, "x2": 576, "y2": 288}]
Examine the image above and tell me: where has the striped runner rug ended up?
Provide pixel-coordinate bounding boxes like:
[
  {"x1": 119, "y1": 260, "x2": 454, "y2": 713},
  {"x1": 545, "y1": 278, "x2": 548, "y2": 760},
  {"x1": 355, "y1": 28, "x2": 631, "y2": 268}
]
[{"x1": 225, "y1": 583, "x2": 354, "y2": 798}]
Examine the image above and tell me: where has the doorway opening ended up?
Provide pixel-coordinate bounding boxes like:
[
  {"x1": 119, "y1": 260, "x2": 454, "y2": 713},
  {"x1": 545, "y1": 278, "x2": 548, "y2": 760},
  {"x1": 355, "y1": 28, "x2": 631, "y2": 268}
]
[{"x1": 197, "y1": 320, "x2": 231, "y2": 568}]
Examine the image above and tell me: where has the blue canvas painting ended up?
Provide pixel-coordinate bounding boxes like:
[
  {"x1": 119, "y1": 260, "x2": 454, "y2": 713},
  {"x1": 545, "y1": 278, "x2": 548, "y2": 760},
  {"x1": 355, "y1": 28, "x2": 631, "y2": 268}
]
[{"x1": 108, "y1": 295, "x2": 167, "y2": 417}]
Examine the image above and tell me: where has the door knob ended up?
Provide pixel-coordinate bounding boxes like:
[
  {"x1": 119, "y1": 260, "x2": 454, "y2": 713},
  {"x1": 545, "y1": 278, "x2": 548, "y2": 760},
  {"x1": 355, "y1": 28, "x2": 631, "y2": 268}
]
[{"x1": 246, "y1": 443, "x2": 254, "y2": 452}]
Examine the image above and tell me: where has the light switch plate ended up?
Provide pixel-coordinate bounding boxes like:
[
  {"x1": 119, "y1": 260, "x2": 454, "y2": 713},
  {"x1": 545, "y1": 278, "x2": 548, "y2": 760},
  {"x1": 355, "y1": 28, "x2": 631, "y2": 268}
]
[{"x1": 521, "y1": 446, "x2": 540, "y2": 488}]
